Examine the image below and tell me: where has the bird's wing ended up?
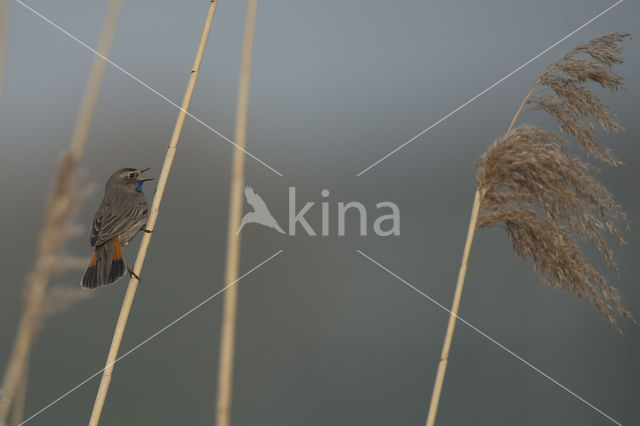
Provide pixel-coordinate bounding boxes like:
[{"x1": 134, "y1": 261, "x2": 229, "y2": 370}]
[
  {"x1": 90, "y1": 194, "x2": 148, "y2": 247},
  {"x1": 244, "y1": 186, "x2": 270, "y2": 213}
]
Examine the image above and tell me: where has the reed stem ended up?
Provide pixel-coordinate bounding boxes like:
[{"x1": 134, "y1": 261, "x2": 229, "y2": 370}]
[
  {"x1": 69, "y1": 0, "x2": 124, "y2": 159},
  {"x1": 215, "y1": 1, "x2": 259, "y2": 425},
  {"x1": 507, "y1": 85, "x2": 535, "y2": 134},
  {"x1": 87, "y1": 2, "x2": 219, "y2": 424},
  {"x1": 9, "y1": 357, "x2": 28, "y2": 426},
  {"x1": 0, "y1": 0, "x2": 123, "y2": 421},
  {"x1": 425, "y1": 189, "x2": 482, "y2": 426},
  {"x1": 425, "y1": 78, "x2": 538, "y2": 425},
  {"x1": 0, "y1": 279, "x2": 44, "y2": 423},
  {"x1": 426, "y1": 33, "x2": 630, "y2": 425}
]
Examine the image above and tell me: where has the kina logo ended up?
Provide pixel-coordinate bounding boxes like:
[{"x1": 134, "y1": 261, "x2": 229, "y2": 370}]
[
  {"x1": 238, "y1": 186, "x2": 399, "y2": 237},
  {"x1": 237, "y1": 186, "x2": 286, "y2": 234}
]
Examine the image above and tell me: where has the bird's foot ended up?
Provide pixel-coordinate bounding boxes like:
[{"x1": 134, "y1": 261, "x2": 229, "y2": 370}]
[
  {"x1": 142, "y1": 227, "x2": 153, "y2": 234},
  {"x1": 128, "y1": 266, "x2": 141, "y2": 282}
]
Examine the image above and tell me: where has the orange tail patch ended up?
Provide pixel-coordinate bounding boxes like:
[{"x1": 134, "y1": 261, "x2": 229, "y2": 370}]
[
  {"x1": 107, "y1": 236, "x2": 126, "y2": 285},
  {"x1": 81, "y1": 236, "x2": 126, "y2": 289},
  {"x1": 112, "y1": 235, "x2": 123, "y2": 261},
  {"x1": 88, "y1": 249, "x2": 98, "y2": 267}
]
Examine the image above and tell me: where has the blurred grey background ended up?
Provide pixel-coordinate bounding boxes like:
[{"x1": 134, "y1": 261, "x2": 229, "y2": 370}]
[{"x1": 1, "y1": 0, "x2": 639, "y2": 424}]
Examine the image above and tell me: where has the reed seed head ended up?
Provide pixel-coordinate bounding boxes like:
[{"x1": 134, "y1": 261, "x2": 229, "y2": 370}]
[
  {"x1": 527, "y1": 33, "x2": 629, "y2": 164},
  {"x1": 476, "y1": 34, "x2": 632, "y2": 330}
]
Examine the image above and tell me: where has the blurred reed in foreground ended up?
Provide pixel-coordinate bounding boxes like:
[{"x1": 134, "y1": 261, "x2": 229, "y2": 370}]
[
  {"x1": 0, "y1": 157, "x2": 92, "y2": 424},
  {"x1": 426, "y1": 33, "x2": 633, "y2": 426},
  {"x1": 9, "y1": 286, "x2": 92, "y2": 426},
  {"x1": 215, "y1": 1, "x2": 259, "y2": 425},
  {"x1": 0, "y1": 0, "x2": 125, "y2": 421}
]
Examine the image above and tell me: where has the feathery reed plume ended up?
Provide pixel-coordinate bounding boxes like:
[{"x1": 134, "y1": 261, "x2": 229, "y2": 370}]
[
  {"x1": 41, "y1": 285, "x2": 94, "y2": 318},
  {"x1": 426, "y1": 33, "x2": 631, "y2": 426},
  {"x1": 0, "y1": 159, "x2": 92, "y2": 423},
  {"x1": 215, "y1": 1, "x2": 259, "y2": 425},
  {"x1": 509, "y1": 33, "x2": 627, "y2": 161},
  {"x1": 0, "y1": 0, "x2": 9, "y2": 106},
  {"x1": 0, "y1": 1, "x2": 124, "y2": 421},
  {"x1": 477, "y1": 125, "x2": 631, "y2": 326},
  {"x1": 88, "y1": 2, "x2": 219, "y2": 424},
  {"x1": 0, "y1": 0, "x2": 122, "y2": 424}
]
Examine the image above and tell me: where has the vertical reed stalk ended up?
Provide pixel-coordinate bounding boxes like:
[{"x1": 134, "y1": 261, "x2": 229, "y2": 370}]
[
  {"x1": 506, "y1": 86, "x2": 535, "y2": 134},
  {"x1": 426, "y1": 33, "x2": 631, "y2": 425},
  {"x1": 426, "y1": 89, "x2": 532, "y2": 426},
  {"x1": 425, "y1": 189, "x2": 482, "y2": 426},
  {"x1": 87, "y1": 2, "x2": 219, "y2": 424},
  {"x1": 0, "y1": 1, "x2": 124, "y2": 421},
  {"x1": 9, "y1": 358, "x2": 27, "y2": 426},
  {"x1": 215, "y1": 1, "x2": 259, "y2": 425},
  {"x1": 68, "y1": 0, "x2": 124, "y2": 158}
]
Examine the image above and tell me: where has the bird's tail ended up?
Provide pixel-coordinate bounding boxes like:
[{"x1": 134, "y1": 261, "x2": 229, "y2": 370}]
[{"x1": 81, "y1": 236, "x2": 126, "y2": 289}]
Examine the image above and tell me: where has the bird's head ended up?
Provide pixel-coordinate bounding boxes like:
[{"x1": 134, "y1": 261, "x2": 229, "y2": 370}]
[{"x1": 108, "y1": 168, "x2": 153, "y2": 193}]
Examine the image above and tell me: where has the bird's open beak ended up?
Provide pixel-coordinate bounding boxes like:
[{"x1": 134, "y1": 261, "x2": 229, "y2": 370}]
[{"x1": 138, "y1": 168, "x2": 153, "y2": 181}]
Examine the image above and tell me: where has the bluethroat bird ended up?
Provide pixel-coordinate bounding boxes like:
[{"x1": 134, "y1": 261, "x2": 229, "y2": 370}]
[{"x1": 81, "y1": 168, "x2": 153, "y2": 289}]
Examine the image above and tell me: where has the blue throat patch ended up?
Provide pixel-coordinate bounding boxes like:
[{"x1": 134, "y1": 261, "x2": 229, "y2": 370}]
[{"x1": 134, "y1": 180, "x2": 144, "y2": 193}]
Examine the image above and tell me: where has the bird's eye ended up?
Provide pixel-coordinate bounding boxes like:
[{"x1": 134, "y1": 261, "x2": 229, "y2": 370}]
[{"x1": 128, "y1": 173, "x2": 136, "y2": 179}]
